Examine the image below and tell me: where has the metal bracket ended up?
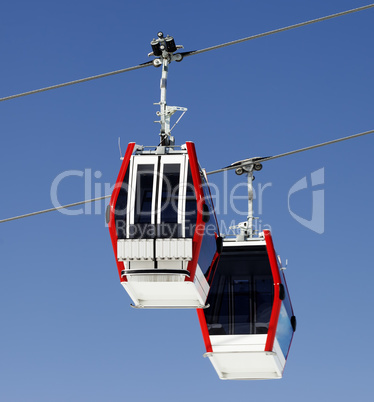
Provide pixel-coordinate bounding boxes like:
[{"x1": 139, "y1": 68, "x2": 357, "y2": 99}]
[
  {"x1": 228, "y1": 161, "x2": 264, "y2": 240},
  {"x1": 149, "y1": 32, "x2": 186, "y2": 146}
]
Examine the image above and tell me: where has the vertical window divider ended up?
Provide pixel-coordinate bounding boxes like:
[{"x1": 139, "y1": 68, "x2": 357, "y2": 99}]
[{"x1": 180, "y1": 155, "x2": 188, "y2": 238}]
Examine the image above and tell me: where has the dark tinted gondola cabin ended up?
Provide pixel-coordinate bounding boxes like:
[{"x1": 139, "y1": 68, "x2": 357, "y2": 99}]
[
  {"x1": 108, "y1": 142, "x2": 221, "y2": 308},
  {"x1": 198, "y1": 230, "x2": 296, "y2": 379}
]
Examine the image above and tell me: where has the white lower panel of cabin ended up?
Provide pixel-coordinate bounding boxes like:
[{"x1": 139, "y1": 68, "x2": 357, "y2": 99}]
[
  {"x1": 122, "y1": 264, "x2": 209, "y2": 308},
  {"x1": 205, "y1": 335, "x2": 285, "y2": 380}
]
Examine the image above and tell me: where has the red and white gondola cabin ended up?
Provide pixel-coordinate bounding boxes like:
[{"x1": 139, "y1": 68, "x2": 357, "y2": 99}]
[
  {"x1": 197, "y1": 230, "x2": 296, "y2": 379},
  {"x1": 108, "y1": 142, "x2": 221, "y2": 308}
]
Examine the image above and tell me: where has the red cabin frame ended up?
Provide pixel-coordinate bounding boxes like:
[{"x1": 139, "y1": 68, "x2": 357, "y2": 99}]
[
  {"x1": 197, "y1": 230, "x2": 295, "y2": 379},
  {"x1": 108, "y1": 142, "x2": 221, "y2": 308}
]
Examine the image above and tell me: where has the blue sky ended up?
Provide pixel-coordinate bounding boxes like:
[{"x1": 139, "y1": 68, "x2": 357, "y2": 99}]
[{"x1": 1, "y1": 1, "x2": 373, "y2": 401}]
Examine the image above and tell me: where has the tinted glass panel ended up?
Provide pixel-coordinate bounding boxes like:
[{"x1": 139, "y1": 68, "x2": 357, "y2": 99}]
[
  {"x1": 115, "y1": 169, "x2": 129, "y2": 239},
  {"x1": 130, "y1": 164, "x2": 156, "y2": 239},
  {"x1": 201, "y1": 175, "x2": 214, "y2": 212},
  {"x1": 275, "y1": 303, "x2": 294, "y2": 358},
  {"x1": 275, "y1": 270, "x2": 294, "y2": 358},
  {"x1": 204, "y1": 245, "x2": 273, "y2": 336},
  {"x1": 280, "y1": 270, "x2": 294, "y2": 318},
  {"x1": 135, "y1": 165, "x2": 154, "y2": 224},
  {"x1": 198, "y1": 226, "x2": 218, "y2": 277},
  {"x1": 233, "y1": 279, "x2": 251, "y2": 334},
  {"x1": 198, "y1": 173, "x2": 219, "y2": 276},
  {"x1": 207, "y1": 276, "x2": 229, "y2": 335},
  {"x1": 184, "y1": 167, "x2": 197, "y2": 238},
  {"x1": 160, "y1": 164, "x2": 180, "y2": 223},
  {"x1": 158, "y1": 164, "x2": 181, "y2": 238},
  {"x1": 255, "y1": 278, "x2": 273, "y2": 334}
]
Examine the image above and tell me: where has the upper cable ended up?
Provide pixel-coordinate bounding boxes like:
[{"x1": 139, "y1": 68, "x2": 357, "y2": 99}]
[{"x1": 1, "y1": 4, "x2": 373, "y2": 103}]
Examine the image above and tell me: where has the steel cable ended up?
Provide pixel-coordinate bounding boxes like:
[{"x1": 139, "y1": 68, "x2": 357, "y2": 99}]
[
  {"x1": 183, "y1": 4, "x2": 374, "y2": 58},
  {"x1": 0, "y1": 62, "x2": 153, "y2": 102},
  {"x1": 206, "y1": 129, "x2": 374, "y2": 175},
  {"x1": 1, "y1": 129, "x2": 373, "y2": 223},
  {"x1": 0, "y1": 195, "x2": 110, "y2": 224},
  {"x1": 1, "y1": 4, "x2": 373, "y2": 102}
]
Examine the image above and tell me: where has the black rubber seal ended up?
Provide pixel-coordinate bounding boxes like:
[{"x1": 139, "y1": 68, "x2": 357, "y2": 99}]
[{"x1": 121, "y1": 269, "x2": 190, "y2": 277}]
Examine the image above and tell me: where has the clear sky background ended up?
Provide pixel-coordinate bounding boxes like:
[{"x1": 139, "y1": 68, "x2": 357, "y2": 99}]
[{"x1": 1, "y1": 1, "x2": 373, "y2": 401}]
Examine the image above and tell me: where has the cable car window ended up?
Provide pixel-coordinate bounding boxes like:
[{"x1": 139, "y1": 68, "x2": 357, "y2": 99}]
[
  {"x1": 204, "y1": 246, "x2": 274, "y2": 336},
  {"x1": 233, "y1": 279, "x2": 251, "y2": 334},
  {"x1": 275, "y1": 271, "x2": 294, "y2": 358},
  {"x1": 115, "y1": 169, "x2": 129, "y2": 239},
  {"x1": 201, "y1": 174, "x2": 213, "y2": 212},
  {"x1": 276, "y1": 303, "x2": 294, "y2": 358},
  {"x1": 255, "y1": 277, "x2": 273, "y2": 334},
  {"x1": 135, "y1": 165, "x2": 154, "y2": 224},
  {"x1": 159, "y1": 164, "x2": 180, "y2": 238},
  {"x1": 207, "y1": 276, "x2": 229, "y2": 335},
  {"x1": 185, "y1": 167, "x2": 197, "y2": 238},
  {"x1": 280, "y1": 271, "x2": 294, "y2": 318},
  {"x1": 197, "y1": 172, "x2": 219, "y2": 274},
  {"x1": 161, "y1": 164, "x2": 180, "y2": 222},
  {"x1": 198, "y1": 230, "x2": 218, "y2": 276}
]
